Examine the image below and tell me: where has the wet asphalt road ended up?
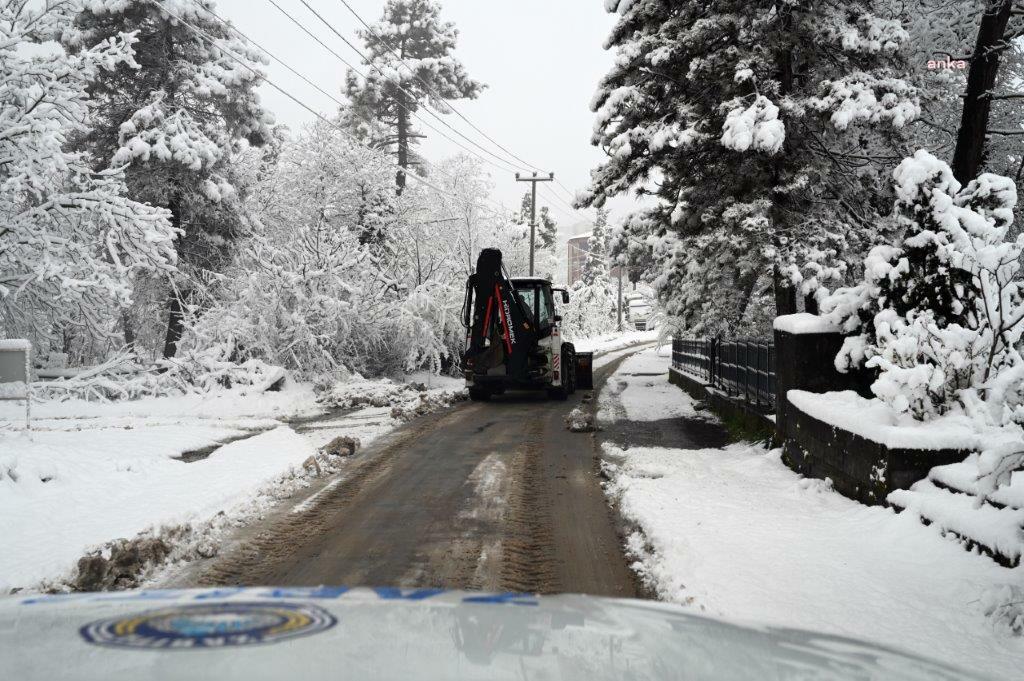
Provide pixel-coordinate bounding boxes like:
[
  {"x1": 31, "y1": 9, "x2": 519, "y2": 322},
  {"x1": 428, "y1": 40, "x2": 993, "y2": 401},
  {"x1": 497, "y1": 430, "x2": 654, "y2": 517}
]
[{"x1": 179, "y1": 347, "x2": 654, "y2": 597}]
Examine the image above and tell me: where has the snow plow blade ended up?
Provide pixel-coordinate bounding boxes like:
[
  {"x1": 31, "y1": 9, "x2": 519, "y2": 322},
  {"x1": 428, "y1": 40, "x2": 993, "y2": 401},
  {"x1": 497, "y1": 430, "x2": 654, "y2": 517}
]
[{"x1": 575, "y1": 352, "x2": 594, "y2": 390}]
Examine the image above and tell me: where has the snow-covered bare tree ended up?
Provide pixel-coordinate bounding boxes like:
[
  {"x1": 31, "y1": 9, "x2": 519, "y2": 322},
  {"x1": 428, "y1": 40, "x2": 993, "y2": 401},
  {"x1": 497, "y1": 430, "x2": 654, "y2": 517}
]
[
  {"x1": 68, "y1": 0, "x2": 273, "y2": 357},
  {"x1": 343, "y1": 0, "x2": 483, "y2": 193},
  {"x1": 584, "y1": 1, "x2": 919, "y2": 335},
  {"x1": 0, "y1": 1, "x2": 176, "y2": 357},
  {"x1": 188, "y1": 120, "x2": 419, "y2": 377}
]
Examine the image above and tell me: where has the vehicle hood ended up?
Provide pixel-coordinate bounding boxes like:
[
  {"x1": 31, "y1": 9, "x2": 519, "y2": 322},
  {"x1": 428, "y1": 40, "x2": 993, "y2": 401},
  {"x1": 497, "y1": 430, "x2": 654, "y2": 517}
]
[{"x1": 0, "y1": 587, "x2": 981, "y2": 681}]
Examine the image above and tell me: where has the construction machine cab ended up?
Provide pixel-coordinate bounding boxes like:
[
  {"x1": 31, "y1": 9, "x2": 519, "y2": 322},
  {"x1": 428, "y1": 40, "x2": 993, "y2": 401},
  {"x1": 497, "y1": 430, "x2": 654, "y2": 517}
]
[{"x1": 509, "y1": 278, "x2": 557, "y2": 336}]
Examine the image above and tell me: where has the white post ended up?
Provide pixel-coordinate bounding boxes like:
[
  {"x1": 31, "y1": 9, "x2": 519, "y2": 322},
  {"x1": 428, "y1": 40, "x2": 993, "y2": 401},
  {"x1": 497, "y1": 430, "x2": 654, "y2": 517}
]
[
  {"x1": 0, "y1": 340, "x2": 32, "y2": 431},
  {"x1": 24, "y1": 345, "x2": 30, "y2": 431}
]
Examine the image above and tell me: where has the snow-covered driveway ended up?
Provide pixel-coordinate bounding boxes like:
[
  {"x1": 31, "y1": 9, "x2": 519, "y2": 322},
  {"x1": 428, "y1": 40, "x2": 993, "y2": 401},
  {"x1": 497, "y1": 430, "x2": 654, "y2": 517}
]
[{"x1": 600, "y1": 347, "x2": 1024, "y2": 680}]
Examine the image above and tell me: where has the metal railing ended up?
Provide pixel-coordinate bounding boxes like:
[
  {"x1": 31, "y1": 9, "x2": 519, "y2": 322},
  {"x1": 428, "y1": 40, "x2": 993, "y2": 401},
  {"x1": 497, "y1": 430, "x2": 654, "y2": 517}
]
[{"x1": 672, "y1": 336, "x2": 775, "y2": 412}]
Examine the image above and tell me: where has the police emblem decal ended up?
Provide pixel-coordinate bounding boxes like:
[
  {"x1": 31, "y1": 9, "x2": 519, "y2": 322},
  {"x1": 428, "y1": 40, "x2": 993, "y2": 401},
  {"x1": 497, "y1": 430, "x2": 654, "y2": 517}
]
[{"x1": 80, "y1": 601, "x2": 336, "y2": 650}]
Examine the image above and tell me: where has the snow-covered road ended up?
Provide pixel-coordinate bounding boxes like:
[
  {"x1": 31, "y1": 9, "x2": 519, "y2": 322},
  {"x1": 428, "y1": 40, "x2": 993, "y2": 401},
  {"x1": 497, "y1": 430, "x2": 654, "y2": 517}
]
[{"x1": 599, "y1": 347, "x2": 1024, "y2": 680}]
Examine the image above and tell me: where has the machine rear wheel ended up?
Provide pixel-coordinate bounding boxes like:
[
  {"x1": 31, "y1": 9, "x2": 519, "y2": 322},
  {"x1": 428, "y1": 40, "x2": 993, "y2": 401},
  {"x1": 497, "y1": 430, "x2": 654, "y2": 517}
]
[
  {"x1": 547, "y1": 386, "x2": 568, "y2": 401},
  {"x1": 469, "y1": 387, "x2": 491, "y2": 402}
]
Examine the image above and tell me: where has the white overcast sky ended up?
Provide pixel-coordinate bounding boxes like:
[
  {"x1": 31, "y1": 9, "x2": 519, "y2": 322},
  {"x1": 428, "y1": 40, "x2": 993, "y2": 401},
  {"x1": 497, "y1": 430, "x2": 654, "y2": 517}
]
[{"x1": 213, "y1": 0, "x2": 624, "y2": 230}]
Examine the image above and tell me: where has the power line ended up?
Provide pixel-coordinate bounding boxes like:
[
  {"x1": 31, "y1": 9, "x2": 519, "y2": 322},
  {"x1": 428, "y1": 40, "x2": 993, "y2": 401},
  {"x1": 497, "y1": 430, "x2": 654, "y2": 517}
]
[
  {"x1": 554, "y1": 178, "x2": 582, "y2": 206},
  {"x1": 161, "y1": 0, "x2": 560, "y2": 228},
  {"x1": 189, "y1": 0, "x2": 513, "y2": 213},
  {"x1": 188, "y1": 0, "x2": 346, "y2": 110},
  {"x1": 260, "y1": 0, "x2": 517, "y2": 180},
  {"x1": 334, "y1": 0, "x2": 548, "y2": 176},
  {"x1": 148, "y1": 0, "x2": 469, "y2": 205},
  {"x1": 335, "y1": 0, "x2": 591, "y2": 214},
  {"x1": 264, "y1": 0, "x2": 536, "y2": 189},
  {"x1": 268, "y1": 0, "x2": 585, "y2": 219},
  {"x1": 295, "y1": 0, "x2": 529, "y2": 176},
  {"x1": 267, "y1": 0, "x2": 560, "y2": 195},
  {"x1": 538, "y1": 184, "x2": 580, "y2": 216}
]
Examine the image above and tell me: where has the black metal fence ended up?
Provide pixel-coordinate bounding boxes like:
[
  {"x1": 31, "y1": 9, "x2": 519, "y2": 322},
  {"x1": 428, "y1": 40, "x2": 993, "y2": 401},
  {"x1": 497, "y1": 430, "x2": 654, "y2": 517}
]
[{"x1": 672, "y1": 337, "x2": 776, "y2": 412}]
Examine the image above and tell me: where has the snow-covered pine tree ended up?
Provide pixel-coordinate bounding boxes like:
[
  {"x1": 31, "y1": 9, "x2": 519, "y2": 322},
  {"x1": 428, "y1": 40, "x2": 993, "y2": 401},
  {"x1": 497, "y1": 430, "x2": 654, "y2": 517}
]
[
  {"x1": 516, "y1": 192, "x2": 532, "y2": 225},
  {"x1": 581, "y1": 208, "x2": 610, "y2": 286},
  {"x1": 68, "y1": 0, "x2": 273, "y2": 357},
  {"x1": 538, "y1": 206, "x2": 557, "y2": 252},
  {"x1": 344, "y1": 0, "x2": 483, "y2": 193},
  {"x1": 0, "y1": 1, "x2": 176, "y2": 357},
  {"x1": 585, "y1": 1, "x2": 919, "y2": 335}
]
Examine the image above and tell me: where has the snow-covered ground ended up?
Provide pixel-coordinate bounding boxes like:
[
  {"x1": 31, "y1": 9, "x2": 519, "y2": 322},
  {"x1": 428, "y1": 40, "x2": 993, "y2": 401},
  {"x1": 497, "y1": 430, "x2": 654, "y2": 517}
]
[
  {"x1": 574, "y1": 329, "x2": 658, "y2": 359},
  {"x1": 599, "y1": 345, "x2": 706, "y2": 422},
  {"x1": 601, "y1": 348, "x2": 1024, "y2": 680},
  {"x1": 0, "y1": 375, "x2": 464, "y2": 594}
]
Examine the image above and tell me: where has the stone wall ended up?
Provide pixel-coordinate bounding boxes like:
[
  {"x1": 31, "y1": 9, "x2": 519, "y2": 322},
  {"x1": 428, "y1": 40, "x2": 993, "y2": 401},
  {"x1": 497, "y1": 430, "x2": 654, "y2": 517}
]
[
  {"x1": 782, "y1": 400, "x2": 968, "y2": 505},
  {"x1": 773, "y1": 327, "x2": 966, "y2": 505},
  {"x1": 669, "y1": 326, "x2": 969, "y2": 506}
]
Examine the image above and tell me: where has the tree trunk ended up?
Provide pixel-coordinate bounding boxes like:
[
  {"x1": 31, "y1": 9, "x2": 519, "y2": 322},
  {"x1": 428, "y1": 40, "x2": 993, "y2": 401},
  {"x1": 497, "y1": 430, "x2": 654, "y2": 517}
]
[
  {"x1": 951, "y1": 0, "x2": 1013, "y2": 184},
  {"x1": 121, "y1": 310, "x2": 136, "y2": 351},
  {"x1": 770, "y1": 8, "x2": 797, "y2": 319},
  {"x1": 396, "y1": 92, "x2": 409, "y2": 195},
  {"x1": 162, "y1": 194, "x2": 184, "y2": 359},
  {"x1": 803, "y1": 292, "x2": 820, "y2": 315},
  {"x1": 162, "y1": 294, "x2": 184, "y2": 359},
  {"x1": 774, "y1": 266, "x2": 798, "y2": 317}
]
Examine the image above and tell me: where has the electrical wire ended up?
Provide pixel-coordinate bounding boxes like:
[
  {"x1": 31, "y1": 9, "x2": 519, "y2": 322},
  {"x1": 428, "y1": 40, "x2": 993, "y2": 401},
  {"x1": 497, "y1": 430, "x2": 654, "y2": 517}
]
[
  {"x1": 149, "y1": 0, "x2": 472, "y2": 205},
  {"x1": 260, "y1": 0, "x2": 522, "y2": 180},
  {"x1": 333, "y1": 0, "x2": 589, "y2": 211},
  {"x1": 334, "y1": 0, "x2": 548, "y2": 175},
  {"x1": 295, "y1": 0, "x2": 529, "y2": 175},
  {"x1": 171, "y1": 0, "x2": 570, "y2": 223},
  {"x1": 184, "y1": 0, "x2": 516, "y2": 217}
]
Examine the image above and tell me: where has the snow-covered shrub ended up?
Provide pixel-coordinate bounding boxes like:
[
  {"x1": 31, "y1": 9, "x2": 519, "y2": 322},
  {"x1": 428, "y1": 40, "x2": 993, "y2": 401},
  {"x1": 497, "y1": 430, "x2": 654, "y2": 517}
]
[
  {"x1": 0, "y1": 3, "x2": 177, "y2": 347},
  {"x1": 981, "y1": 585, "x2": 1024, "y2": 635},
  {"x1": 394, "y1": 280, "x2": 464, "y2": 374},
  {"x1": 562, "y1": 279, "x2": 617, "y2": 340},
  {"x1": 822, "y1": 150, "x2": 1024, "y2": 498},
  {"x1": 183, "y1": 122, "x2": 466, "y2": 380},
  {"x1": 35, "y1": 345, "x2": 286, "y2": 402}
]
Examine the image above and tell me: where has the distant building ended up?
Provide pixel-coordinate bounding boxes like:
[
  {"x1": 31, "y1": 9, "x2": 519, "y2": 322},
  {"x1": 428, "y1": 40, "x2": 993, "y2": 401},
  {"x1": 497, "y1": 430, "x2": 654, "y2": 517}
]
[
  {"x1": 567, "y1": 232, "x2": 591, "y2": 286},
  {"x1": 567, "y1": 232, "x2": 625, "y2": 287}
]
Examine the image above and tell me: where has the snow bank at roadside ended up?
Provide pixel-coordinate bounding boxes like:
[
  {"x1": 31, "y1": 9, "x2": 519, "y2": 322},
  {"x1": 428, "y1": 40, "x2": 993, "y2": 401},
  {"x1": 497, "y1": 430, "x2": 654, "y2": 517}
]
[
  {"x1": 0, "y1": 426, "x2": 317, "y2": 593},
  {"x1": 573, "y1": 329, "x2": 658, "y2": 355},
  {"x1": 0, "y1": 372, "x2": 467, "y2": 593},
  {"x1": 0, "y1": 381, "x2": 321, "y2": 426},
  {"x1": 601, "y1": 441, "x2": 1024, "y2": 678}
]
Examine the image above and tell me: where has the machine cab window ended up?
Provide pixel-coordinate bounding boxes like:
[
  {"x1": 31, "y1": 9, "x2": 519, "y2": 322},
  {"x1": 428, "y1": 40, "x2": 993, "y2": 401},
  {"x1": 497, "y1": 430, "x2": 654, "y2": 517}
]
[{"x1": 513, "y1": 279, "x2": 555, "y2": 330}]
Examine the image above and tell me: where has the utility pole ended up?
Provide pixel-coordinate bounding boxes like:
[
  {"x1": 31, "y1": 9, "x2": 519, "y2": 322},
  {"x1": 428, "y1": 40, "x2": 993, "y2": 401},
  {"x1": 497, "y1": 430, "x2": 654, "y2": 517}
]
[{"x1": 515, "y1": 172, "x2": 554, "y2": 275}]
